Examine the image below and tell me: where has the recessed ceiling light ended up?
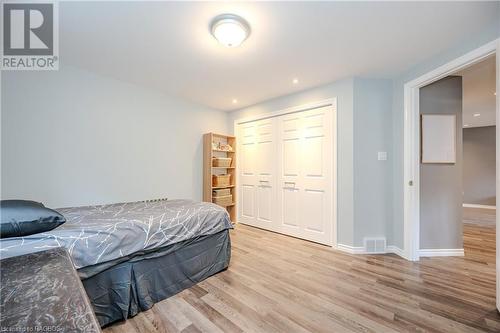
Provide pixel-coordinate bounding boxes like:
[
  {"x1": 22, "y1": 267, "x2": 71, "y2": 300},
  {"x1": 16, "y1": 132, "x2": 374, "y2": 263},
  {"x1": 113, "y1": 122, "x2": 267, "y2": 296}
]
[
  {"x1": 232, "y1": 99, "x2": 238, "y2": 104},
  {"x1": 210, "y1": 14, "x2": 250, "y2": 48},
  {"x1": 292, "y1": 78, "x2": 299, "y2": 84},
  {"x1": 464, "y1": 124, "x2": 469, "y2": 127},
  {"x1": 473, "y1": 113, "x2": 481, "y2": 117}
]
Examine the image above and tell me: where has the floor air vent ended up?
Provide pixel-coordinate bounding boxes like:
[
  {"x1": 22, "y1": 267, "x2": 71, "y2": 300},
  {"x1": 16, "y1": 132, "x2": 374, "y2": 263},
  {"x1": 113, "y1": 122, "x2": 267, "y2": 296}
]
[{"x1": 363, "y1": 237, "x2": 386, "y2": 254}]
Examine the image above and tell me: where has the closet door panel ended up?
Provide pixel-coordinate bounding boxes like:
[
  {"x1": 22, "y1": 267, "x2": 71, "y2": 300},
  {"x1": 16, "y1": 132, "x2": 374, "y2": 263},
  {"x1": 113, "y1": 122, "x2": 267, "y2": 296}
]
[
  {"x1": 300, "y1": 107, "x2": 332, "y2": 244},
  {"x1": 238, "y1": 119, "x2": 278, "y2": 230},
  {"x1": 256, "y1": 120, "x2": 275, "y2": 177},
  {"x1": 238, "y1": 123, "x2": 257, "y2": 225},
  {"x1": 283, "y1": 139, "x2": 300, "y2": 176},
  {"x1": 303, "y1": 136, "x2": 324, "y2": 177},
  {"x1": 282, "y1": 187, "x2": 300, "y2": 228},
  {"x1": 277, "y1": 114, "x2": 302, "y2": 235},
  {"x1": 257, "y1": 141, "x2": 273, "y2": 177},
  {"x1": 302, "y1": 189, "x2": 325, "y2": 233},
  {"x1": 279, "y1": 115, "x2": 301, "y2": 181},
  {"x1": 257, "y1": 184, "x2": 273, "y2": 224},
  {"x1": 255, "y1": 119, "x2": 278, "y2": 229},
  {"x1": 241, "y1": 185, "x2": 255, "y2": 219}
]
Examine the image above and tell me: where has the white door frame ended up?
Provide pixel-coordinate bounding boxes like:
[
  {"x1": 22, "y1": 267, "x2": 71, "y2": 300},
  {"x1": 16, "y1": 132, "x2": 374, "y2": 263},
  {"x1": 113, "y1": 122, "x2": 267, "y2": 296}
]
[
  {"x1": 403, "y1": 39, "x2": 498, "y2": 262},
  {"x1": 234, "y1": 98, "x2": 338, "y2": 248}
]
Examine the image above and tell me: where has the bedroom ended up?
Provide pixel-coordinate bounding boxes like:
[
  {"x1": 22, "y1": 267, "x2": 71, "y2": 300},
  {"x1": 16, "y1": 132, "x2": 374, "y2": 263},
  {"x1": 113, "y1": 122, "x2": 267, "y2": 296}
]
[{"x1": 1, "y1": 1, "x2": 499, "y2": 332}]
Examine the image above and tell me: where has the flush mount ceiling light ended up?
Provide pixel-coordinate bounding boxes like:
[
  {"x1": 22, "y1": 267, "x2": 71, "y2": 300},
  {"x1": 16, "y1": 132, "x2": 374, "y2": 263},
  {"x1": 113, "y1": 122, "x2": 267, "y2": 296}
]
[
  {"x1": 211, "y1": 14, "x2": 250, "y2": 47},
  {"x1": 473, "y1": 113, "x2": 481, "y2": 117}
]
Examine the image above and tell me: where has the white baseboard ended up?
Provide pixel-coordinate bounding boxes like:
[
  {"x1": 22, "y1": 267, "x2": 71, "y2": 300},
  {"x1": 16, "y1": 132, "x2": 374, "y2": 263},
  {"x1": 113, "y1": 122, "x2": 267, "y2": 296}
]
[
  {"x1": 336, "y1": 244, "x2": 405, "y2": 258},
  {"x1": 336, "y1": 244, "x2": 365, "y2": 254},
  {"x1": 386, "y1": 245, "x2": 405, "y2": 258},
  {"x1": 463, "y1": 203, "x2": 496, "y2": 210},
  {"x1": 419, "y1": 248, "x2": 464, "y2": 257}
]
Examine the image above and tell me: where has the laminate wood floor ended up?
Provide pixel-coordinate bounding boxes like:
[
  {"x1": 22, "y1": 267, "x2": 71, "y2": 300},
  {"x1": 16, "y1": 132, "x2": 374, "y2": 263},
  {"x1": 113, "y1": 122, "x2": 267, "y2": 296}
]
[{"x1": 104, "y1": 209, "x2": 499, "y2": 333}]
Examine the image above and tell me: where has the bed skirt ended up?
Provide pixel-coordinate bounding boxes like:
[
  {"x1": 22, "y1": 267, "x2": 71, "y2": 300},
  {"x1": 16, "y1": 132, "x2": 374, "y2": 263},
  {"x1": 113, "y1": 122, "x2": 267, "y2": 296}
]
[{"x1": 80, "y1": 230, "x2": 231, "y2": 327}]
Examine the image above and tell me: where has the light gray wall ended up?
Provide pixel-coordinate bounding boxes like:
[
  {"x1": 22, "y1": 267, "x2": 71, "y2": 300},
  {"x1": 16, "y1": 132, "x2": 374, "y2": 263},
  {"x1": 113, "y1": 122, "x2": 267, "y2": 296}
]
[
  {"x1": 1, "y1": 65, "x2": 228, "y2": 208},
  {"x1": 391, "y1": 13, "x2": 500, "y2": 248},
  {"x1": 353, "y1": 78, "x2": 393, "y2": 246},
  {"x1": 419, "y1": 76, "x2": 463, "y2": 250},
  {"x1": 228, "y1": 78, "x2": 356, "y2": 246},
  {"x1": 463, "y1": 126, "x2": 496, "y2": 206}
]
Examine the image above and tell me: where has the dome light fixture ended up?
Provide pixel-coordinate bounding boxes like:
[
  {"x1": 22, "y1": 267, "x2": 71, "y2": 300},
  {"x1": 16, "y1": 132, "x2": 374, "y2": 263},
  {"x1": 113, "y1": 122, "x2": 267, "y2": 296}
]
[{"x1": 211, "y1": 14, "x2": 250, "y2": 47}]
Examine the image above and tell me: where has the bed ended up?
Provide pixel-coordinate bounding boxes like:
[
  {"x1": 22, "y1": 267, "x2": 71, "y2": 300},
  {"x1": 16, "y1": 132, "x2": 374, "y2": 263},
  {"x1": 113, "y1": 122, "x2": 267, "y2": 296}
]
[{"x1": 0, "y1": 199, "x2": 233, "y2": 327}]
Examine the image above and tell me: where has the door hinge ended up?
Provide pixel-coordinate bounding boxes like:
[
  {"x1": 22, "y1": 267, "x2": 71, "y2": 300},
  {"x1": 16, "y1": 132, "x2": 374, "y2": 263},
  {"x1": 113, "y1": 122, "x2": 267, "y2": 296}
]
[{"x1": 408, "y1": 180, "x2": 414, "y2": 186}]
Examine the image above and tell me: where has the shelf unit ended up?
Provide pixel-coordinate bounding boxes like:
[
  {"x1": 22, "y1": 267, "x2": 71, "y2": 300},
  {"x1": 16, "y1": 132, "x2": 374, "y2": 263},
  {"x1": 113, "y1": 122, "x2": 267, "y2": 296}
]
[{"x1": 203, "y1": 133, "x2": 236, "y2": 223}]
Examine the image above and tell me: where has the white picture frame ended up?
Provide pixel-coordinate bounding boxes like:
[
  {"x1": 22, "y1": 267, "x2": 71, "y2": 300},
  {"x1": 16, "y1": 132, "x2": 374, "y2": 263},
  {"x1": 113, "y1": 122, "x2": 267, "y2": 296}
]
[{"x1": 421, "y1": 114, "x2": 456, "y2": 164}]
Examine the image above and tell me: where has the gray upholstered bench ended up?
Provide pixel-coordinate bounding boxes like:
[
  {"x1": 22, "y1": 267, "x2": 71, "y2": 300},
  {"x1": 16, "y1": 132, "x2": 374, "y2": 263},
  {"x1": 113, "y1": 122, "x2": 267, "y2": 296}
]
[{"x1": 0, "y1": 247, "x2": 101, "y2": 332}]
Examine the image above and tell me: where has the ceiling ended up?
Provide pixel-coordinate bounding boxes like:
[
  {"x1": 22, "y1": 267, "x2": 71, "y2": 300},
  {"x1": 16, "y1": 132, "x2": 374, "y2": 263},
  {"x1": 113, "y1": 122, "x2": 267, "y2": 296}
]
[
  {"x1": 59, "y1": 1, "x2": 499, "y2": 111},
  {"x1": 456, "y1": 56, "x2": 496, "y2": 128}
]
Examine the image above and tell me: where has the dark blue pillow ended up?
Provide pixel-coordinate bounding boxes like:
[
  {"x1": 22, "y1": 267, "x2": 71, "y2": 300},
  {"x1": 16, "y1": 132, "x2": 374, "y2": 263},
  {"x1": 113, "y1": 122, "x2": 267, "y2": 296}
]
[{"x1": 0, "y1": 200, "x2": 66, "y2": 238}]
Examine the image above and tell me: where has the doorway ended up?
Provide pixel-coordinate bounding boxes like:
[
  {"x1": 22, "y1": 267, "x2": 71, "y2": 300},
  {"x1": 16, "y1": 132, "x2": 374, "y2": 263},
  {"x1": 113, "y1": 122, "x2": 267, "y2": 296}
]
[
  {"x1": 418, "y1": 56, "x2": 496, "y2": 261},
  {"x1": 403, "y1": 39, "x2": 499, "y2": 309},
  {"x1": 459, "y1": 57, "x2": 496, "y2": 267}
]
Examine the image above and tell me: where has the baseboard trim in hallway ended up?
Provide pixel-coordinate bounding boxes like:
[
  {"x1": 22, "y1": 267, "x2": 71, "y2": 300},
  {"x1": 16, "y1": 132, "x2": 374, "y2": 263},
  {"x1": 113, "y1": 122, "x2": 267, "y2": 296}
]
[
  {"x1": 418, "y1": 248, "x2": 465, "y2": 257},
  {"x1": 463, "y1": 203, "x2": 496, "y2": 210}
]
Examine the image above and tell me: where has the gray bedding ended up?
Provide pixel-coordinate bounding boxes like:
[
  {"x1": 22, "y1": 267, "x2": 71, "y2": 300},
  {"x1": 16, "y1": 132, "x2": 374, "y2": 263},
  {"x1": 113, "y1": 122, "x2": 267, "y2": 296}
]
[
  {"x1": 84, "y1": 230, "x2": 231, "y2": 327},
  {"x1": 0, "y1": 199, "x2": 233, "y2": 270}
]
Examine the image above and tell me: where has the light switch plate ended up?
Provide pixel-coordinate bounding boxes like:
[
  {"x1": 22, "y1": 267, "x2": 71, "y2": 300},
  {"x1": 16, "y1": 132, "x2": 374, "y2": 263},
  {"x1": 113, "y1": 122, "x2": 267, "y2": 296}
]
[{"x1": 378, "y1": 152, "x2": 387, "y2": 161}]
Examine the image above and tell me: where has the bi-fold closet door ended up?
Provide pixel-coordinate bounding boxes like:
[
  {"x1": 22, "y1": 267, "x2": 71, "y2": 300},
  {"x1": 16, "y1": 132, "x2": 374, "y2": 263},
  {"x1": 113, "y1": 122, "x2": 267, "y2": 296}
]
[
  {"x1": 238, "y1": 118, "x2": 279, "y2": 231},
  {"x1": 237, "y1": 105, "x2": 333, "y2": 245}
]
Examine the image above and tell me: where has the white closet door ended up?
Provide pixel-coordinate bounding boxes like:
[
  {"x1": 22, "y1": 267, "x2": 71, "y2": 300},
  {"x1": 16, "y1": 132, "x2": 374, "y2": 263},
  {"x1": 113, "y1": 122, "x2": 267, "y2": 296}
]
[
  {"x1": 299, "y1": 106, "x2": 333, "y2": 244},
  {"x1": 254, "y1": 119, "x2": 278, "y2": 230},
  {"x1": 277, "y1": 106, "x2": 333, "y2": 245},
  {"x1": 238, "y1": 122, "x2": 257, "y2": 226},
  {"x1": 237, "y1": 119, "x2": 278, "y2": 230},
  {"x1": 276, "y1": 113, "x2": 302, "y2": 238},
  {"x1": 237, "y1": 104, "x2": 333, "y2": 246}
]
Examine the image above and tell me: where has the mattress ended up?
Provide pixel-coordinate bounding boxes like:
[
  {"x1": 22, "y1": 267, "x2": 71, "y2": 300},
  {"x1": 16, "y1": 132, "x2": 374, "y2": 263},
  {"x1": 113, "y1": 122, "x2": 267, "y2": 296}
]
[{"x1": 0, "y1": 199, "x2": 233, "y2": 272}]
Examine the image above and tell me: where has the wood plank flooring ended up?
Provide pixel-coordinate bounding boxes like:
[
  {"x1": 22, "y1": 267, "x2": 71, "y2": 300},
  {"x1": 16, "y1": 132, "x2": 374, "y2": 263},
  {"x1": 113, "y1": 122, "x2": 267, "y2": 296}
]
[
  {"x1": 104, "y1": 209, "x2": 499, "y2": 333},
  {"x1": 463, "y1": 207, "x2": 496, "y2": 265}
]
